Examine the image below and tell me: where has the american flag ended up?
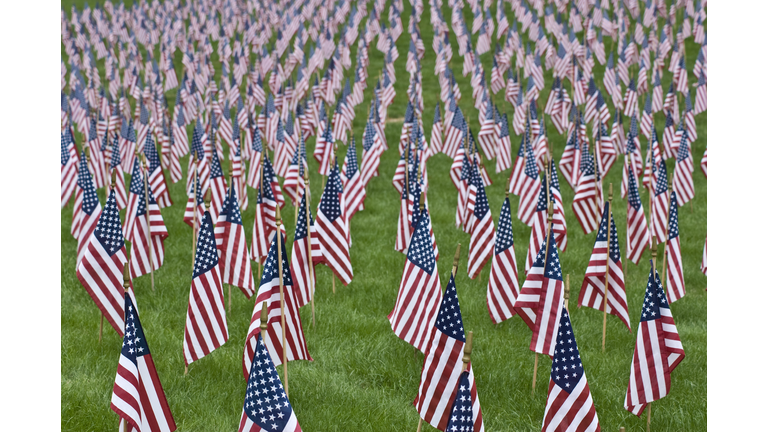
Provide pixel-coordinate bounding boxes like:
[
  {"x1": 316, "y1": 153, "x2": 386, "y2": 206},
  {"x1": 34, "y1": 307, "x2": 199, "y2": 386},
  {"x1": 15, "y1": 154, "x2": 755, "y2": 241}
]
[
  {"x1": 246, "y1": 127, "x2": 264, "y2": 190},
  {"x1": 495, "y1": 112, "x2": 512, "y2": 173},
  {"x1": 243, "y1": 231, "x2": 311, "y2": 377},
  {"x1": 487, "y1": 195, "x2": 521, "y2": 324},
  {"x1": 525, "y1": 178, "x2": 549, "y2": 274},
  {"x1": 208, "y1": 148, "x2": 228, "y2": 222},
  {"x1": 578, "y1": 202, "x2": 631, "y2": 330},
  {"x1": 662, "y1": 110, "x2": 677, "y2": 160},
  {"x1": 251, "y1": 166, "x2": 282, "y2": 264},
  {"x1": 549, "y1": 160, "x2": 569, "y2": 253},
  {"x1": 123, "y1": 159, "x2": 145, "y2": 243},
  {"x1": 74, "y1": 153, "x2": 102, "y2": 269},
  {"x1": 571, "y1": 145, "x2": 601, "y2": 235},
  {"x1": 651, "y1": 159, "x2": 670, "y2": 243},
  {"x1": 541, "y1": 307, "x2": 600, "y2": 431},
  {"x1": 694, "y1": 74, "x2": 706, "y2": 115},
  {"x1": 640, "y1": 94, "x2": 654, "y2": 139},
  {"x1": 477, "y1": 100, "x2": 497, "y2": 159},
  {"x1": 341, "y1": 138, "x2": 366, "y2": 219},
  {"x1": 596, "y1": 122, "x2": 617, "y2": 176},
  {"x1": 315, "y1": 162, "x2": 353, "y2": 285},
  {"x1": 215, "y1": 184, "x2": 256, "y2": 299},
  {"x1": 467, "y1": 169, "x2": 495, "y2": 280},
  {"x1": 290, "y1": 192, "x2": 318, "y2": 308},
  {"x1": 444, "y1": 105, "x2": 466, "y2": 158},
  {"x1": 558, "y1": 124, "x2": 579, "y2": 190},
  {"x1": 183, "y1": 211, "x2": 229, "y2": 366},
  {"x1": 183, "y1": 163, "x2": 206, "y2": 229},
  {"x1": 652, "y1": 71, "x2": 664, "y2": 113},
  {"x1": 414, "y1": 270, "x2": 485, "y2": 431},
  {"x1": 61, "y1": 131, "x2": 79, "y2": 208},
  {"x1": 700, "y1": 148, "x2": 707, "y2": 179},
  {"x1": 111, "y1": 293, "x2": 176, "y2": 432},
  {"x1": 143, "y1": 134, "x2": 172, "y2": 207},
  {"x1": 395, "y1": 173, "x2": 413, "y2": 254},
  {"x1": 239, "y1": 332, "x2": 302, "y2": 432},
  {"x1": 76, "y1": 188, "x2": 135, "y2": 336},
  {"x1": 361, "y1": 119, "x2": 384, "y2": 186},
  {"x1": 517, "y1": 135, "x2": 541, "y2": 226},
  {"x1": 389, "y1": 207, "x2": 441, "y2": 353},
  {"x1": 672, "y1": 130, "x2": 695, "y2": 206},
  {"x1": 626, "y1": 168, "x2": 652, "y2": 265},
  {"x1": 515, "y1": 229, "x2": 564, "y2": 357},
  {"x1": 625, "y1": 263, "x2": 685, "y2": 416},
  {"x1": 508, "y1": 126, "x2": 529, "y2": 196},
  {"x1": 665, "y1": 192, "x2": 685, "y2": 303},
  {"x1": 128, "y1": 179, "x2": 167, "y2": 280},
  {"x1": 429, "y1": 104, "x2": 444, "y2": 157}
]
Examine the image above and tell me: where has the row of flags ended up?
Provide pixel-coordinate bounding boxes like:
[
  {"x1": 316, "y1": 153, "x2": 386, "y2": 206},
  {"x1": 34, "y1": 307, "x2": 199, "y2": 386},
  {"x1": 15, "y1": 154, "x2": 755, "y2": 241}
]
[{"x1": 61, "y1": 0, "x2": 708, "y2": 430}]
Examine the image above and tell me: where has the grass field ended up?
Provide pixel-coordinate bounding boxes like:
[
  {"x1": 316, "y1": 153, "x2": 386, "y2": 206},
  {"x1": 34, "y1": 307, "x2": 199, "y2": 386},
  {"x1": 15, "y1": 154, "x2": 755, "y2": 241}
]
[{"x1": 61, "y1": 1, "x2": 706, "y2": 430}]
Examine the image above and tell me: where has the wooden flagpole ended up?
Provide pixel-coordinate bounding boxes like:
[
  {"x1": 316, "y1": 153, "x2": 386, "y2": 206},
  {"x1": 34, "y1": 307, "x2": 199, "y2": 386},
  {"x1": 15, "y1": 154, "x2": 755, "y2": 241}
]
[
  {"x1": 304, "y1": 171, "x2": 316, "y2": 328},
  {"x1": 564, "y1": 274, "x2": 570, "y2": 313},
  {"x1": 602, "y1": 183, "x2": 613, "y2": 352},
  {"x1": 418, "y1": 245, "x2": 462, "y2": 432},
  {"x1": 276, "y1": 203, "x2": 289, "y2": 398},
  {"x1": 533, "y1": 200, "x2": 555, "y2": 394},
  {"x1": 140, "y1": 154, "x2": 155, "y2": 292},
  {"x1": 647, "y1": 238, "x2": 658, "y2": 432}
]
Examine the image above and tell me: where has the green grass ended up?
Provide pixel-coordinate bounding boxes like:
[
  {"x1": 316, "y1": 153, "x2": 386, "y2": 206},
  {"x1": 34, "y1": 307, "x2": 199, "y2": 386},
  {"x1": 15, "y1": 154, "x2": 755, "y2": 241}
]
[{"x1": 62, "y1": 2, "x2": 706, "y2": 430}]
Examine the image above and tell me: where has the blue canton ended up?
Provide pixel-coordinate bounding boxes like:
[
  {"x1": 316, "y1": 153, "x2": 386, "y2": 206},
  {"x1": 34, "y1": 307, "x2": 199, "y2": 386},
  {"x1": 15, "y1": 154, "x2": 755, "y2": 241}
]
[
  {"x1": 192, "y1": 212, "x2": 219, "y2": 279},
  {"x1": 551, "y1": 307, "x2": 584, "y2": 394},
  {"x1": 319, "y1": 163, "x2": 344, "y2": 222},
  {"x1": 258, "y1": 234, "x2": 293, "y2": 287},
  {"x1": 677, "y1": 130, "x2": 690, "y2": 161},
  {"x1": 406, "y1": 210, "x2": 436, "y2": 274},
  {"x1": 495, "y1": 197, "x2": 514, "y2": 255},
  {"x1": 294, "y1": 194, "x2": 314, "y2": 241},
  {"x1": 640, "y1": 262, "x2": 670, "y2": 323},
  {"x1": 129, "y1": 160, "x2": 144, "y2": 195},
  {"x1": 210, "y1": 146, "x2": 224, "y2": 179},
  {"x1": 435, "y1": 272, "x2": 465, "y2": 341},
  {"x1": 654, "y1": 160, "x2": 668, "y2": 197},
  {"x1": 110, "y1": 134, "x2": 121, "y2": 168},
  {"x1": 345, "y1": 138, "x2": 359, "y2": 176},
  {"x1": 544, "y1": 230, "x2": 563, "y2": 280},
  {"x1": 243, "y1": 334, "x2": 295, "y2": 430},
  {"x1": 121, "y1": 295, "x2": 150, "y2": 361},
  {"x1": 77, "y1": 152, "x2": 99, "y2": 215},
  {"x1": 668, "y1": 191, "x2": 679, "y2": 240},
  {"x1": 628, "y1": 169, "x2": 642, "y2": 211},
  {"x1": 95, "y1": 189, "x2": 125, "y2": 255},
  {"x1": 61, "y1": 133, "x2": 72, "y2": 166}
]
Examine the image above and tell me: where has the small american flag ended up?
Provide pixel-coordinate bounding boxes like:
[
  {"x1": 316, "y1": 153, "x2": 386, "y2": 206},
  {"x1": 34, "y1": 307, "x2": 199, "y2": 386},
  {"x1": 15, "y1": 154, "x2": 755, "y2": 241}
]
[
  {"x1": 215, "y1": 184, "x2": 256, "y2": 299},
  {"x1": 61, "y1": 131, "x2": 78, "y2": 208},
  {"x1": 515, "y1": 230, "x2": 564, "y2": 356},
  {"x1": 487, "y1": 195, "x2": 521, "y2": 324},
  {"x1": 541, "y1": 307, "x2": 600, "y2": 431},
  {"x1": 415, "y1": 271, "x2": 484, "y2": 431},
  {"x1": 571, "y1": 145, "x2": 601, "y2": 235},
  {"x1": 516, "y1": 134, "x2": 541, "y2": 226},
  {"x1": 672, "y1": 130, "x2": 695, "y2": 206},
  {"x1": 626, "y1": 168, "x2": 652, "y2": 265},
  {"x1": 239, "y1": 334, "x2": 302, "y2": 432},
  {"x1": 111, "y1": 293, "x2": 176, "y2": 432},
  {"x1": 182, "y1": 211, "x2": 229, "y2": 366},
  {"x1": 467, "y1": 168, "x2": 495, "y2": 280},
  {"x1": 128, "y1": 179, "x2": 167, "y2": 280},
  {"x1": 290, "y1": 193, "x2": 318, "y2": 308},
  {"x1": 74, "y1": 153, "x2": 102, "y2": 269},
  {"x1": 625, "y1": 263, "x2": 685, "y2": 416},
  {"x1": 389, "y1": 207, "x2": 441, "y2": 353},
  {"x1": 664, "y1": 192, "x2": 686, "y2": 303},
  {"x1": 76, "y1": 188, "x2": 135, "y2": 336},
  {"x1": 651, "y1": 159, "x2": 670, "y2": 243},
  {"x1": 316, "y1": 162, "x2": 353, "y2": 284},
  {"x1": 341, "y1": 138, "x2": 366, "y2": 219},
  {"x1": 495, "y1": 112, "x2": 512, "y2": 173},
  {"x1": 243, "y1": 231, "x2": 311, "y2": 377},
  {"x1": 578, "y1": 202, "x2": 631, "y2": 330}
]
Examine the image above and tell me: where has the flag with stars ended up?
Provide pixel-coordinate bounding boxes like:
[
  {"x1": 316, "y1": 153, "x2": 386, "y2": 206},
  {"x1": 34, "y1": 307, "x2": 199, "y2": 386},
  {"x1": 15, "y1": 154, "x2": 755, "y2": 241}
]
[
  {"x1": 672, "y1": 130, "x2": 695, "y2": 206},
  {"x1": 61, "y1": 130, "x2": 79, "y2": 208},
  {"x1": 341, "y1": 137, "x2": 366, "y2": 219},
  {"x1": 487, "y1": 195, "x2": 521, "y2": 324},
  {"x1": 123, "y1": 159, "x2": 146, "y2": 243},
  {"x1": 246, "y1": 127, "x2": 264, "y2": 190},
  {"x1": 625, "y1": 262, "x2": 685, "y2": 416},
  {"x1": 361, "y1": 119, "x2": 385, "y2": 187},
  {"x1": 626, "y1": 168, "x2": 652, "y2": 265},
  {"x1": 77, "y1": 188, "x2": 136, "y2": 336},
  {"x1": 290, "y1": 192, "x2": 318, "y2": 308},
  {"x1": 215, "y1": 183, "x2": 256, "y2": 299},
  {"x1": 443, "y1": 369, "x2": 484, "y2": 432},
  {"x1": 243, "y1": 232, "x2": 311, "y2": 378},
  {"x1": 144, "y1": 134, "x2": 173, "y2": 208},
  {"x1": 389, "y1": 208, "x2": 442, "y2": 353},
  {"x1": 467, "y1": 170, "x2": 495, "y2": 280},
  {"x1": 129, "y1": 181, "x2": 168, "y2": 280},
  {"x1": 182, "y1": 211, "x2": 229, "y2": 366},
  {"x1": 664, "y1": 192, "x2": 685, "y2": 303},
  {"x1": 525, "y1": 178, "x2": 549, "y2": 275},
  {"x1": 110, "y1": 134, "x2": 128, "y2": 210},
  {"x1": 572, "y1": 145, "x2": 601, "y2": 235},
  {"x1": 578, "y1": 202, "x2": 631, "y2": 330},
  {"x1": 183, "y1": 163, "x2": 206, "y2": 229},
  {"x1": 541, "y1": 307, "x2": 600, "y2": 432},
  {"x1": 74, "y1": 152, "x2": 102, "y2": 269},
  {"x1": 414, "y1": 271, "x2": 485, "y2": 432},
  {"x1": 515, "y1": 230, "x2": 564, "y2": 356},
  {"x1": 238, "y1": 334, "x2": 302, "y2": 432},
  {"x1": 315, "y1": 161, "x2": 353, "y2": 285},
  {"x1": 208, "y1": 147, "x2": 228, "y2": 222},
  {"x1": 111, "y1": 293, "x2": 176, "y2": 432},
  {"x1": 651, "y1": 159, "x2": 670, "y2": 243},
  {"x1": 517, "y1": 134, "x2": 541, "y2": 226},
  {"x1": 495, "y1": 112, "x2": 512, "y2": 173}
]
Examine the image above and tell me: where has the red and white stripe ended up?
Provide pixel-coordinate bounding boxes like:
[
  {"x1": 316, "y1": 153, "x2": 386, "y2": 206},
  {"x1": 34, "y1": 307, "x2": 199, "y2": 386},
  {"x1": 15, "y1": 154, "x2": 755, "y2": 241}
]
[
  {"x1": 467, "y1": 209, "x2": 495, "y2": 280},
  {"x1": 542, "y1": 374, "x2": 600, "y2": 432},
  {"x1": 571, "y1": 170, "x2": 600, "y2": 235},
  {"x1": 129, "y1": 200, "x2": 167, "y2": 279},
  {"x1": 672, "y1": 146, "x2": 695, "y2": 206},
  {"x1": 315, "y1": 208, "x2": 353, "y2": 285},
  {"x1": 242, "y1": 240, "x2": 312, "y2": 378},
  {"x1": 215, "y1": 192, "x2": 256, "y2": 299}
]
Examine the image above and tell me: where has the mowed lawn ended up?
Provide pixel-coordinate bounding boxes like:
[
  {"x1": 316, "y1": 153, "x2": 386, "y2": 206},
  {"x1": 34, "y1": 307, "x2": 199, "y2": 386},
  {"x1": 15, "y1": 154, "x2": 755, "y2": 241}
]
[{"x1": 61, "y1": 1, "x2": 706, "y2": 430}]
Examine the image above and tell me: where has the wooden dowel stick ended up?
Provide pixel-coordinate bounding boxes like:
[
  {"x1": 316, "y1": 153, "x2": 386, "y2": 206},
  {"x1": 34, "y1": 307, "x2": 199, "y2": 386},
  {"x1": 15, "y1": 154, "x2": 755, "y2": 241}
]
[
  {"x1": 276, "y1": 204, "x2": 288, "y2": 398},
  {"x1": 99, "y1": 315, "x2": 104, "y2": 342},
  {"x1": 647, "y1": 403, "x2": 652, "y2": 432},
  {"x1": 602, "y1": 183, "x2": 613, "y2": 352},
  {"x1": 564, "y1": 274, "x2": 570, "y2": 313},
  {"x1": 140, "y1": 154, "x2": 155, "y2": 291},
  {"x1": 532, "y1": 353, "x2": 539, "y2": 395}
]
